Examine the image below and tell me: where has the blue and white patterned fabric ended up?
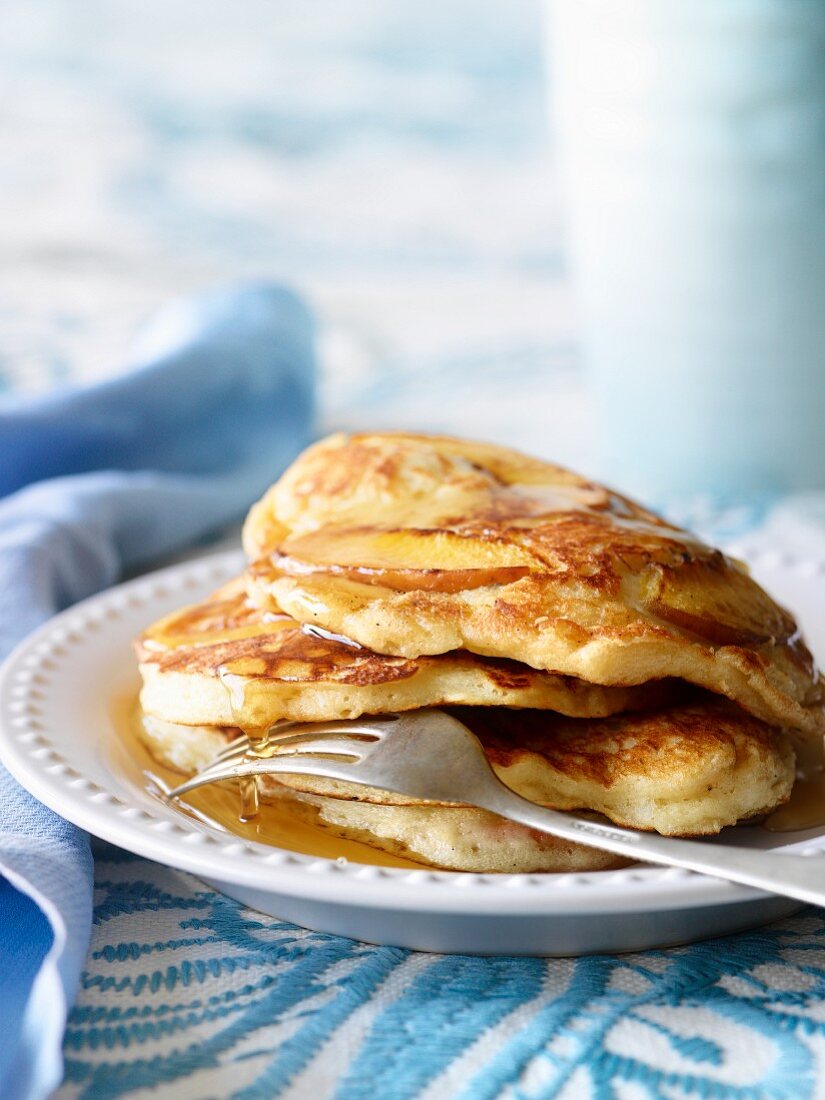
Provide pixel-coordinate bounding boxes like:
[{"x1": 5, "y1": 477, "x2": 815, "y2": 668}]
[
  {"x1": 52, "y1": 503, "x2": 825, "y2": 1100},
  {"x1": 0, "y1": 281, "x2": 315, "y2": 1100},
  {"x1": 3, "y1": 2, "x2": 825, "y2": 1097},
  {"x1": 56, "y1": 843, "x2": 825, "y2": 1099}
]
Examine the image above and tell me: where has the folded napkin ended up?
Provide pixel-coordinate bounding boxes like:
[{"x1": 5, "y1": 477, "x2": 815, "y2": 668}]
[{"x1": 0, "y1": 282, "x2": 316, "y2": 1100}]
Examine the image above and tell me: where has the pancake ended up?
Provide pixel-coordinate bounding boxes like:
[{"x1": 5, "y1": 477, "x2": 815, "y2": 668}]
[
  {"x1": 138, "y1": 699, "x2": 795, "y2": 873},
  {"x1": 137, "y1": 578, "x2": 673, "y2": 728},
  {"x1": 243, "y1": 432, "x2": 825, "y2": 739}
]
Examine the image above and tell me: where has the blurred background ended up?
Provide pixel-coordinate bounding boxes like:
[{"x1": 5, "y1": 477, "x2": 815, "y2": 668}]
[
  {"x1": 3, "y1": 0, "x2": 824, "y2": 502},
  {"x1": 1, "y1": 1, "x2": 583, "y2": 462}
]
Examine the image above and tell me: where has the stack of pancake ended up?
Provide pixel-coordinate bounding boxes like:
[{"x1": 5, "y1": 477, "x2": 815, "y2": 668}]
[{"x1": 136, "y1": 433, "x2": 825, "y2": 872}]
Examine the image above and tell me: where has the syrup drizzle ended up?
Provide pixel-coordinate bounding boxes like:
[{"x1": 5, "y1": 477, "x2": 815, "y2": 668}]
[
  {"x1": 218, "y1": 665, "x2": 268, "y2": 821},
  {"x1": 113, "y1": 693, "x2": 420, "y2": 868},
  {"x1": 301, "y1": 623, "x2": 363, "y2": 649}
]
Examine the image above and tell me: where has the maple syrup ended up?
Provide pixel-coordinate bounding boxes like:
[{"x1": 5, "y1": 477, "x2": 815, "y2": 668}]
[{"x1": 110, "y1": 692, "x2": 421, "y2": 868}]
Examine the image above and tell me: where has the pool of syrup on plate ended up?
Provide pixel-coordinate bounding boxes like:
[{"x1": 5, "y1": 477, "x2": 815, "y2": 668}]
[
  {"x1": 111, "y1": 693, "x2": 422, "y2": 869},
  {"x1": 113, "y1": 692, "x2": 825, "y2": 861},
  {"x1": 763, "y1": 736, "x2": 825, "y2": 833}
]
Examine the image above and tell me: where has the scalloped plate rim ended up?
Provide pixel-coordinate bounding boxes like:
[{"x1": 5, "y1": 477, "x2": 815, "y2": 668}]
[{"x1": 0, "y1": 546, "x2": 822, "y2": 923}]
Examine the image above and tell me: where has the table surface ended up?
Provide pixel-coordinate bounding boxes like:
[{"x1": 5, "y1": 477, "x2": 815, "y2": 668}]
[{"x1": 4, "y1": 3, "x2": 825, "y2": 1098}]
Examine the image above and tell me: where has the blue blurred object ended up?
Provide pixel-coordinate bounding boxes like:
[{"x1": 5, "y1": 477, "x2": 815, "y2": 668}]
[
  {"x1": 551, "y1": 0, "x2": 825, "y2": 499},
  {"x1": 0, "y1": 280, "x2": 316, "y2": 1100}
]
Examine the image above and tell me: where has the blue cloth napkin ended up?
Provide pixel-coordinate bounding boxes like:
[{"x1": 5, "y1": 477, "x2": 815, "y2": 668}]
[{"x1": 0, "y1": 281, "x2": 316, "y2": 1100}]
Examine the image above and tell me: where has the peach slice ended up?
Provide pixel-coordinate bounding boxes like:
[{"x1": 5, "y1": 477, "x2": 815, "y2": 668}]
[
  {"x1": 268, "y1": 525, "x2": 544, "y2": 593},
  {"x1": 640, "y1": 559, "x2": 796, "y2": 647}
]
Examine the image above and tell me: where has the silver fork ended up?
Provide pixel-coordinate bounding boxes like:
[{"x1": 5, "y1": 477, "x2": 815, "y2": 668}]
[{"x1": 167, "y1": 708, "x2": 825, "y2": 906}]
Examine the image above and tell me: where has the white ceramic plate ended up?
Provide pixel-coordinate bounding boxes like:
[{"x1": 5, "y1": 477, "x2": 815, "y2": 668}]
[{"x1": 1, "y1": 546, "x2": 824, "y2": 956}]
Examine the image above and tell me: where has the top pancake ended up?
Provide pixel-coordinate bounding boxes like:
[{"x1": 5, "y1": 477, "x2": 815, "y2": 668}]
[
  {"x1": 137, "y1": 578, "x2": 668, "y2": 728},
  {"x1": 243, "y1": 432, "x2": 825, "y2": 738}
]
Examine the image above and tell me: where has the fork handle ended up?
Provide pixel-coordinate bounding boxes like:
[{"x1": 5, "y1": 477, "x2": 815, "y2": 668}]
[{"x1": 483, "y1": 786, "x2": 825, "y2": 907}]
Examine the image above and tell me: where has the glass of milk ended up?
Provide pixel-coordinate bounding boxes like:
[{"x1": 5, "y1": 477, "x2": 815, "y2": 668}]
[{"x1": 547, "y1": 0, "x2": 825, "y2": 500}]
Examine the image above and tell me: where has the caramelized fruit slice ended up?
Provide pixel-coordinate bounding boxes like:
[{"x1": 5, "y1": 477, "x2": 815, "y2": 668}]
[
  {"x1": 639, "y1": 559, "x2": 797, "y2": 647},
  {"x1": 139, "y1": 593, "x2": 294, "y2": 652},
  {"x1": 271, "y1": 525, "x2": 543, "y2": 592}
]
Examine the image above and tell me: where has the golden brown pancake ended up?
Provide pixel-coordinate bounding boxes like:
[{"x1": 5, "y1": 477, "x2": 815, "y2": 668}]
[
  {"x1": 137, "y1": 578, "x2": 673, "y2": 728},
  {"x1": 138, "y1": 699, "x2": 795, "y2": 873},
  {"x1": 243, "y1": 432, "x2": 825, "y2": 739}
]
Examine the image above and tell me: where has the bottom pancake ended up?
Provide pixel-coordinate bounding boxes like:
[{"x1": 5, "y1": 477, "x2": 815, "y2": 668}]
[
  {"x1": 139, "y1": 701, "x2": 795, "y2": 873},
  {"x1": 139, "y1": 714, "x2": 625, "y2": 872},
  {"x1": 269, "y1": 789, "x2": 623, "y2": 873}
]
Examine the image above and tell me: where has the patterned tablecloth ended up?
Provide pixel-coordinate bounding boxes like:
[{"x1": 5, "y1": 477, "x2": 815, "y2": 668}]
[
  {"x1": 4, "y1": 2, "x2": 825, "y2": 1097},
  {"x1": 58, "y1": 843, "x2": 825, "y2": 1099}
]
